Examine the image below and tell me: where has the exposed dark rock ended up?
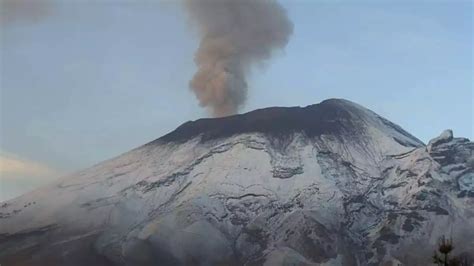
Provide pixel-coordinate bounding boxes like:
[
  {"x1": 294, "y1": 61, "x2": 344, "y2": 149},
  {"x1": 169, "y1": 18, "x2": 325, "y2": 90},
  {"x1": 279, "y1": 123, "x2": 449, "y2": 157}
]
[{"x1": 153, "y1": 99, "x2": 423, "y2": 146}]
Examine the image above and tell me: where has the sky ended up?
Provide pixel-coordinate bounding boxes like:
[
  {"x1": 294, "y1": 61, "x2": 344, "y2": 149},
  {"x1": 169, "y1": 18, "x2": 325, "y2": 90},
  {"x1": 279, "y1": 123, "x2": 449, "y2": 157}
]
[{"x1": 0, "y1": 0, "x2": 472, "y2": 201}]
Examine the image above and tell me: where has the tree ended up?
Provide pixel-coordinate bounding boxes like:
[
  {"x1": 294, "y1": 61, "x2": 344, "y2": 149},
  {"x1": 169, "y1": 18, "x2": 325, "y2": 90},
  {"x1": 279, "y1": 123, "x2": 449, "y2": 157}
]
[{"x1": 432, "y1": 235, "x2": 470, "y2": 266}]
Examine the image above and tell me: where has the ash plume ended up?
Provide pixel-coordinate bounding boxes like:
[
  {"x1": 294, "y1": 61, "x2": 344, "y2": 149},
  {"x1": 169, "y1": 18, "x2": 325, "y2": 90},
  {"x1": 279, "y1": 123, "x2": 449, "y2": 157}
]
[
  {"x1": 184, "y1": 0, "x2": 293, "y2": 117},
  {"x1": 0, "y1": 0, "x2": 53, "y2": 26}
]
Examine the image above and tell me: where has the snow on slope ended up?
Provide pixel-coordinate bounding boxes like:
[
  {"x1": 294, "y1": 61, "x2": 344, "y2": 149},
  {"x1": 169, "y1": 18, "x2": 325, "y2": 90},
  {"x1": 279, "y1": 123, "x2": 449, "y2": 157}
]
[{"x1": 0, "y1": 99, "x2": 472, "y2": 266}]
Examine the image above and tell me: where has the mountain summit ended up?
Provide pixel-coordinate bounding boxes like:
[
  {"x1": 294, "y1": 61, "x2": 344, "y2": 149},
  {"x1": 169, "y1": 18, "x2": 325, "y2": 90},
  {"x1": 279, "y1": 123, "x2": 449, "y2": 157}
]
[
  {"x1": 0, "y1": 99, "x2": 472, "y2": 266},
  {"x1": 158, "y1": 99, "x2": 422, "y2": 146}
]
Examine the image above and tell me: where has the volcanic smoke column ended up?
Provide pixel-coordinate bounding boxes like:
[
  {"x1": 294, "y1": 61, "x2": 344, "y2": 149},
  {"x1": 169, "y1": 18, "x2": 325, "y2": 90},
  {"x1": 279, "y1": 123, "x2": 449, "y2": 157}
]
[{"x1": 184, "y1": 0, "x2": 293, "y2": 117}]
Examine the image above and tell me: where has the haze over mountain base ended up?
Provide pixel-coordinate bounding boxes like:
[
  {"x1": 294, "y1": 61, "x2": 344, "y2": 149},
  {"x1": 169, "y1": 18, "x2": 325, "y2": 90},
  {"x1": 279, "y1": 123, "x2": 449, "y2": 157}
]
[{"x1": 1, "y1": 99, "x2": 473, "y2": 265}]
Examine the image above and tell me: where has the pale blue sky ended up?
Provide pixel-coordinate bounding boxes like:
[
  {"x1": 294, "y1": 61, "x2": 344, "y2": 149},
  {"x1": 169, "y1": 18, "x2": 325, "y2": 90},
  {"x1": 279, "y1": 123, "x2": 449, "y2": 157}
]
[{"x1": 1, "y1": 0, "x2": 472, "y2": 201}]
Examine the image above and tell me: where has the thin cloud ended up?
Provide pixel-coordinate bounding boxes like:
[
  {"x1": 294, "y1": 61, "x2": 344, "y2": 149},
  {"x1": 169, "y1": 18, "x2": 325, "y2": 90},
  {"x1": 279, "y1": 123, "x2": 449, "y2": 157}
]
[
  {"x1": 0, "y1": 153, "x2": 60, "y2": 179},
  {"x1": 0, "y1": 152, "x2": 63, "y2": 201}
]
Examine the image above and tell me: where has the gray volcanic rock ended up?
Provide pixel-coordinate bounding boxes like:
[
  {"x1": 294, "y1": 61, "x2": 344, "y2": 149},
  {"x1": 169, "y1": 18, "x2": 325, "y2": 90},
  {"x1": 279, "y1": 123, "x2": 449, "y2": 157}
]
[
  {"x1": 156, "y1": 99, "x2": 422, "y2": 147},
  {"x1": 0, "y1": 99, "x2": 472, "y2": 266}
]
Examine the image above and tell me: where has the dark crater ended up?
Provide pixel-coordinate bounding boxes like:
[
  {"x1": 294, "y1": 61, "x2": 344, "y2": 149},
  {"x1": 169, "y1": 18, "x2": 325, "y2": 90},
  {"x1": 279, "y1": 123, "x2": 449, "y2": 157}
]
[{"x1": 150, "y1": 99, "x2": 370, "y2": 144}]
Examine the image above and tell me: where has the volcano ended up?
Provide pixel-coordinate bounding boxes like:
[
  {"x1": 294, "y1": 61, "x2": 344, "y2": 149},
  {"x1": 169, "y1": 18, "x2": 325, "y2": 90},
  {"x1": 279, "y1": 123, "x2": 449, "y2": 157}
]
[{"x1": 1, "y1": 99, "x2": 473, "y2": 265}]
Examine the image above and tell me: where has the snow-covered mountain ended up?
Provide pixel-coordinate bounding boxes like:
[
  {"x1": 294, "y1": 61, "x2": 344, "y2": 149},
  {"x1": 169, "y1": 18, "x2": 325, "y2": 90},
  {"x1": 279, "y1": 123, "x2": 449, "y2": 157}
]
[{"x1": 1, "y1": 99, "x2": 473, "y2": 266}]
